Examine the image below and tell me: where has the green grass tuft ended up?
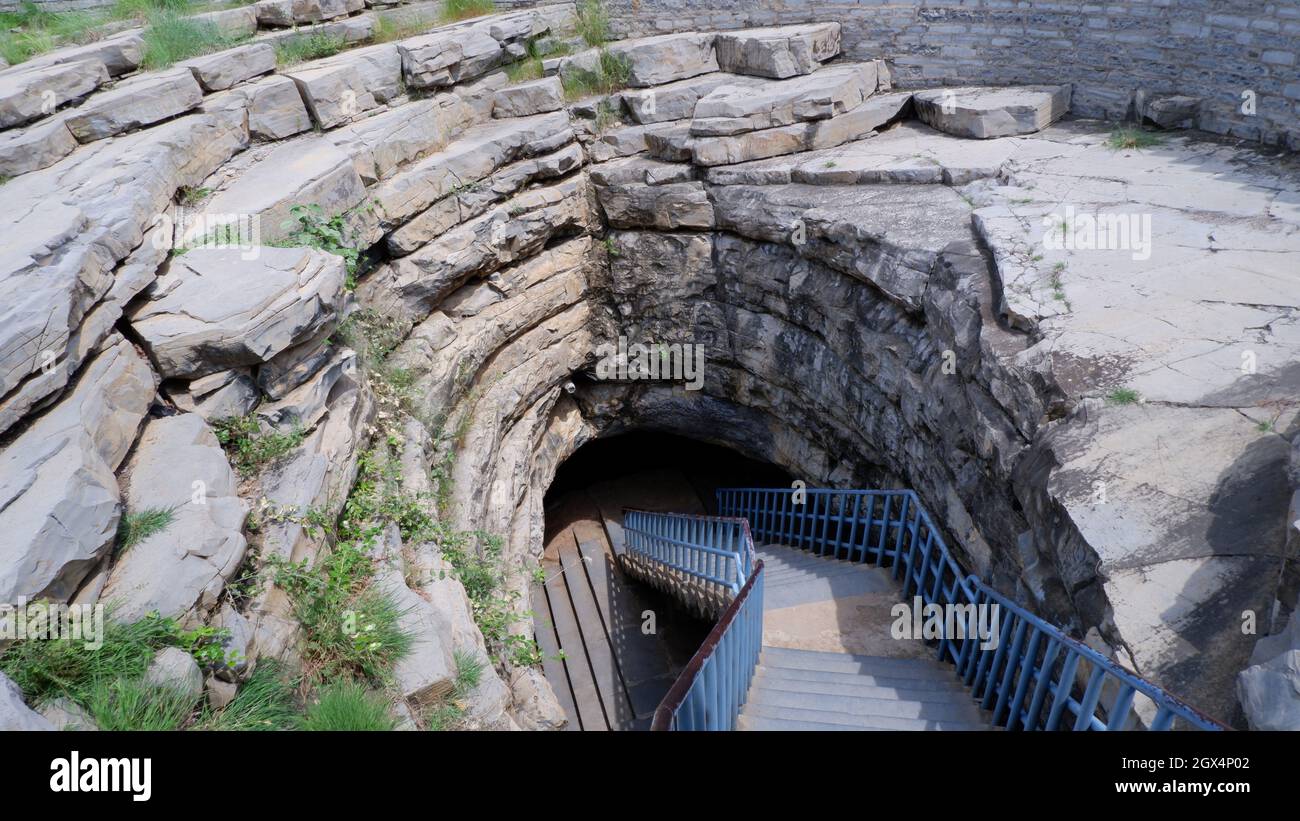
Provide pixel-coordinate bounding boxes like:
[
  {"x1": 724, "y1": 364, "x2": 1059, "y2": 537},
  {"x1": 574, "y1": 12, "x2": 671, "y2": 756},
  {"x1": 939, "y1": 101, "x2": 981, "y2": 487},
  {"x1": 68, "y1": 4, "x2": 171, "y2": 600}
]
[
  {"x1": 140, "y1": 9, "x2": 229, "y2": 70},
  {"x1": 212, "y1": 415, "x2": 305, "y2": 476},
  {"x1": 0, "y1": 613, "x2": 181, "y2": 707},
  {"x1": 201, "y1": 660, "x2": 299, "y2": 730},
  {"x1": 575, "y1": 0, "x2": 609, "y2": 47},
  {"x1": 561, "y1": 48, "x2": 631, "y2": 100},
  {"x1": 116, "y1": 507, "x2": 175, "y2": 552},
  {"x1": 439, "y1": 0, "x2": 495, "y2": 24},
  {"x1": 298, "y1": 680, "x2": 396, "y2": 730},
  {"x1": 1107, "y1": 126, "x2": 1163, "y2": 151},
  {"x1": 84, "y1": 677, "x2": 195, "y2": 731},
  {"x1": 1105, "y1": 387, "x2": 1141, "y2": 405},
  {"x1": 274, "y1": 29, "x2": 347, "y2": 66}
]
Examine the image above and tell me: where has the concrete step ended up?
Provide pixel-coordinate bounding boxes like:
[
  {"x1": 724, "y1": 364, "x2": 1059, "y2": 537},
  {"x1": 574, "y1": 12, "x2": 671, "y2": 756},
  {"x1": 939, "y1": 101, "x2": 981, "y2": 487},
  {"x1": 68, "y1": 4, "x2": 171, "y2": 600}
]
[
  {"x1": 746, "y1": 685, "x2": 983, "y2": 722},
  {"x1": 758, "y1": 646, "x2": 953, "y2": 677},
  {"x1": 752, "y1": 669, "x2": 968, "y2": 697},
  {"x1": 738, "y1": 702, "x2": 988, "y2": 731}
]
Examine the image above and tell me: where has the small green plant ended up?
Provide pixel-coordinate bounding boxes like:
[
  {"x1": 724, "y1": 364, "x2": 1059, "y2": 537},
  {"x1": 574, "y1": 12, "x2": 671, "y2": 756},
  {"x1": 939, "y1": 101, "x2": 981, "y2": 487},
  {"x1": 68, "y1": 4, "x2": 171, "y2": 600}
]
[
  {"x1": 274, "y1": 28, "x2": 347, "y2": 65},
  {"x1": 177, "y1": 185, "x2": 210, "y2": 206},
  {"x1": 0, "y1": 611, "x2": 184, "y2": 707},
  {"x1": 298, "y1": 680, "x2": 396, "y2": 730},
  {"x1": 602, "y1": 236, "x2": 620, "y2": 257},
  {"x1": 85, "y1": 677, "x2": 196, "y2": 731},
  {"x1": 439, "y1": 0, "x2": 494, "y2": 23},
  {"x1": 560, "y1": 48, "x2": 631, "y2": 100},
  {"x1": 116, "y1": 507, "x2": 175, "y2": 552},
  {"x1": 140, "y1": 9, "x2": 231, "y2": 70},
  {"x1": 279, "y1": 203, "x2": 362, "y2": 288},
  {"x1": 212, "y1": 415, "x2": 305, "y2": 475},
  {"x1": 1107, "y1": 126, "x2": 1163, "y2": 151},
  {"x1": 1106, "y1": 387, "x2": 1141, "y2": 405},
  {"x1": 1256, "y1": 420, "x2": 1274, "y2": 433},
  {"x1": 270, "y1": 532, "x2": 414, "y2": 684},
  {"x1": 575, "y1": 0, "x2": 610, "y2": 47},
  {"x1": 201, "y1": 660, "x2": 298, "y2": 730}
]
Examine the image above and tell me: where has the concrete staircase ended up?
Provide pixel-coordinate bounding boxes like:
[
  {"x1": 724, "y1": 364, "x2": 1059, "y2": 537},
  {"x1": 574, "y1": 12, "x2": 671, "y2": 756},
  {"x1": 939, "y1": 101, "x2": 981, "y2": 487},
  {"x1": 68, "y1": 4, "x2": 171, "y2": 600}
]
[
  {"x1": 738, "y1": 542, "x2": 991, "y2": 731},
  {"x1": 737, "y1": 646, "x2": 989, "y2": 731}
]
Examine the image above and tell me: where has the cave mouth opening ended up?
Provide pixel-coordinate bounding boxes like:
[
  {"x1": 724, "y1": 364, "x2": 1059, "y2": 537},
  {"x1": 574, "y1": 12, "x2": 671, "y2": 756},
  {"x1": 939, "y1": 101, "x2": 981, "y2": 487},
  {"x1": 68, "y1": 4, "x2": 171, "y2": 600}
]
[{"x1": 534, "y1": 430, "x2": 792, "y2": 730}]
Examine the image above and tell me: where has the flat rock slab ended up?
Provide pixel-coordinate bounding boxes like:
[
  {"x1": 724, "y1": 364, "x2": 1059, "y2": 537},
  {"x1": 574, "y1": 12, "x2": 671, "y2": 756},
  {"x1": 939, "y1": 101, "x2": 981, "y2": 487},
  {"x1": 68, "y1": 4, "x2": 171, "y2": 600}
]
[
  {"x1": 606, "y1": 32, "x2": 719, "y2": 88},
  {"x1": 181, "y1": 42, "x2": 277, "y2": 92},
  {"x1": 0, "y1": 58, "x2": 109, "y2": 129},
  {"x1": 100, "y1": 413, "x2": 247, "y2": 621},
  {"x1": 128, "y1": 246, "x2": 347, "y2": 378},
  {"x1": 494, "y1": 76, "x2": 564, "y2": 118},
  {"x1": 242, "y1": 75, "x2": 314, "y2": 140},
  {"x1": 285, "y1": 62, "x2": 379, "y2": 129},
  {"x1": 201, "y1": 135, "x2": 367, "y2": 242},
  {"x1": 0, "y1": 337, "x2": 154, "y2": 604},
  {"x1": 913, "y1": 85, "x2": 1071, "y2": 139},
  {"x1": 619, "y1": 72, "x2": 764, "y2": 124},
  {"x1": 0, "y1": 115, "x2": 77, "y2": 177},
  {"x1": 714, "y1": 23, "x2": 841, "y2": 79},
  {"x1": 24, "y1": 31, "x2": 144, "y2": 77},
  {"x1": 692, "y1": 91, "x2": 911, "y2": 167},
  {"x1": 692, "y1": 62, "x2": 879, "y2": 136},
  {"x1": 705, "y1": 120, "x2": 1026, "y2": 187},
  {"x1": 64, "y1": 69, "x2": 205, "y2": 143}
]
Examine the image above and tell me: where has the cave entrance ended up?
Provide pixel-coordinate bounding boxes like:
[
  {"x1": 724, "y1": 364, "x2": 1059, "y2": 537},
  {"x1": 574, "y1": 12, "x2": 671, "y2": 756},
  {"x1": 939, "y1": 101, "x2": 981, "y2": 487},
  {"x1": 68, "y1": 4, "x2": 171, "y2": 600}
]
[{"x1": 533, "y1": 431, "x2": 791, "y2": 730}]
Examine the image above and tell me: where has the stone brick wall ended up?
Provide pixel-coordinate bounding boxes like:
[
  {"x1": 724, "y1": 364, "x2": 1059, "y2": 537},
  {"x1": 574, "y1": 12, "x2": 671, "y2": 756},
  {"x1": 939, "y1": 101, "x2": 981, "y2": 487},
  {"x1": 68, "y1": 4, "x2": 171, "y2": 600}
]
[
  {"x1": 522, "y1": 0, "x2": 1300, "y2": 150},
  {"x1": 0, "y1": 0, "x2": 116, "y2": 11}
]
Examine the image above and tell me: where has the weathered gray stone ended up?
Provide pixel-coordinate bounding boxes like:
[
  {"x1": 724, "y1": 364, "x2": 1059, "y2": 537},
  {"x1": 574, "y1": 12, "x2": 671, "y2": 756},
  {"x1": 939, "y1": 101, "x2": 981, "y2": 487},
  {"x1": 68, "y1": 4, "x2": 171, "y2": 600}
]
[
  {"x1": 285, "y1": 62, "x2": 379, "y2": 129},
  {"x1": 201, "y1": 136, "x2": 367, "y2": 243},
  {"x1": 317, "y1": 43, "x2": 404, "y2": 104},
  {"x1": 1137, "y1": 91, "x2": 1202, "y2": 130},
  {"x1": 691, "y1": 63, "x2": 878, "y2": 136},
  {"x1": 607, "y1": 32, "x2": 719, "y2": 88},
  {"x1": 372, "y1": 526, "x2": 456, "y2": 708},
  {"x1": 40, "y1": 698, "x2": 98, "y2": 731},
  {"x1": 0, "y1": 58, "x2": 109, "y2": 129},
  {"x1": 25, "y1": 31, "x2": 143, "y2": 77},
  {"x1": 168, "y1": 369, "x2": 261, "y2": 421},
  {"x1": 181, "y1": 43, "x2": 277, "y2": 92},
  {"x1": 329, "y1": 94, "x2": 473, "y2": 184},
  {"x1": 130, "y1": 247, "x2": 346, "y2": 379},
  {"x1": 64, "y1": 70, "x2": 205, "y2": 143},
  {"x1": 0, "y1": 338, "x2": 154, "y2": 604},
  {"x1": 0, "y1": 115, "x2": 77, "y2": 177},
  {"x1": 244, "y1": 75, "x2": 314, "y2": 141},
  {"x1": 494, "y1": 76, "x2": 564, "y2": 118},
  {"x1": 193, "y1": 6, "x2": 259, "y2": 38},
  {"x1": 256, "y1": 347, "x2": 357, "y2": 432},
  {"x1": 144, "y1": 647, "x2": 203, "y2": 703},
  {"x1": 597, "y1": 180, "x2": 713, "y2": 230},
  {"x1": 213, "y1": 603, "x2": 253, "y2": 681},
  {"x1": 913, "y1": 85, "x2": 1071, "y2": 139},
  {"x1": 714, "y1": 23, "x2": 842, "y2": 79},
  {"x1": 206, "y1": 677, "x2": 238, "y2": 710},
  {"x1": 587, "y1": 119, "x2": 686, "y2": 163},
  {"x1": 619, "y1": 73, "x2": 749, "y2": 124},
  {"x1": 0, "y1": 673, "x2": 52, "y2": 731},
  {"x1": 1238, "y1": 609, "x2": 1300, "y2": 730},
  {"x1": 255, "y1": 0, "x2": 354, "y2": 26},
  {"x1": 99, "y1": 413, "x2": 248, "y2": 621},
  {"x1": 386, "y1": 141, "x2": 584, "y2": 256}
]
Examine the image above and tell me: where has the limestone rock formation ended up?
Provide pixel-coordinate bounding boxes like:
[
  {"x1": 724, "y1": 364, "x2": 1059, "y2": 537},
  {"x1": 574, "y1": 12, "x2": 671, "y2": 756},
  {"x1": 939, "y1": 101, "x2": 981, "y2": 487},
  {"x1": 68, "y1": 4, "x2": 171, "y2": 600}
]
[
  {"x1": 128, "y1": 247, "x2": 347, "y2": 379},
  {"x1": 0, "y1": 673, "x2": 53, "y2": 731},
  {"x1": 99, "y1": 413, "x2": 248, "y2": 622},
  {"x1": 913, "y1": 85, "x2": 1071, "y2": 139},
  {"x1": 713, "y1": 23, "x2": 842, "y2": 78},
  {"x1": 1238, "y1": 610, "x2": 1300, "y2": 730},
  {"x1": 144, "y1": 647, "x2": 204, "y2": 703}
]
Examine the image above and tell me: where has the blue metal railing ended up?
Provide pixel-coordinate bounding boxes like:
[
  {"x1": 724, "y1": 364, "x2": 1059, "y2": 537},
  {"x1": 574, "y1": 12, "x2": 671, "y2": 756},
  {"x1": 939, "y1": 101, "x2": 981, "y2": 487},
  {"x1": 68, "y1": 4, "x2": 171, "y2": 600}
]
[
  {"x1": 650, "y1": 561, "x2": 765, "y2": 731},
  {"x1": 622, "y1": 510, "x2": 754, "y2": 596},
  {"x1": 717, "y1": 487, "x2": 1225, "y2": 731}
]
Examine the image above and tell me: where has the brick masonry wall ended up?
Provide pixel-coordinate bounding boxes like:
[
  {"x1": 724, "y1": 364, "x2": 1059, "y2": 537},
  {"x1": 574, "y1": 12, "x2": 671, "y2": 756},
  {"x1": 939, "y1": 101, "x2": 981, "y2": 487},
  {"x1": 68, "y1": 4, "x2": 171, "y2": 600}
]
[{"x1": 546, "y1": 0, "x2": 1300, "y2": 150}]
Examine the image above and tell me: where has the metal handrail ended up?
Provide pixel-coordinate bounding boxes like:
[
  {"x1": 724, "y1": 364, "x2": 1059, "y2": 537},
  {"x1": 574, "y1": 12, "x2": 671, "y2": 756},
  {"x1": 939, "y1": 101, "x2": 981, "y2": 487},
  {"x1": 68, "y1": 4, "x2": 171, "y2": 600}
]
[
  {"x1": 622, "y1": 509, "x2": 754, "y2": 595},
  {"x1": 650, "y1": 561, "x2": 765, "y2": 731},
  {"x1": 716, "y1": 486, "x2": 1226, "y2": 731}
]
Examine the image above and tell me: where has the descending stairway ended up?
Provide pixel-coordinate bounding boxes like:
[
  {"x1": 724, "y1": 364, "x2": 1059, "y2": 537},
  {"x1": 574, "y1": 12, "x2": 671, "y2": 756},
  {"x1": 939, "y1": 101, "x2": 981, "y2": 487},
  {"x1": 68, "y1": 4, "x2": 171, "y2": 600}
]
[
  {"x1": 737, "y1": 543, "x2": 991, "y2": 730},
  {"x1": 738, "y1": 647, "x2": 988, "y2": 731}
]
